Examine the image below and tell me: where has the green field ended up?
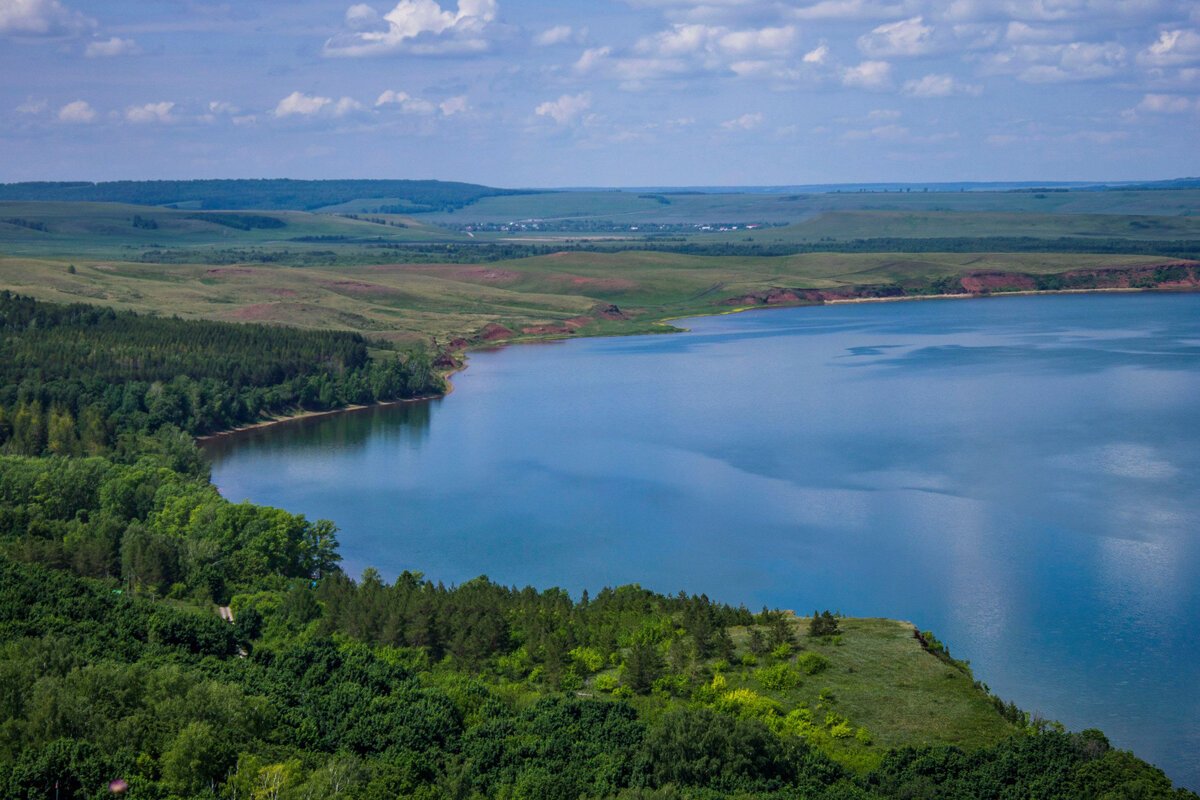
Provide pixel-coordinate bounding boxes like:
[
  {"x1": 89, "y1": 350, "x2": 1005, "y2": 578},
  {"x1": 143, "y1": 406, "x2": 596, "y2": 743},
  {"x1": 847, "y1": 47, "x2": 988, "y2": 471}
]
[
  {"x1": 3, "y1": 250, "x2": 1192, "y2": 346},
  {"x1": 0, "y1": 201, "x2": 464, "y2": 260}
]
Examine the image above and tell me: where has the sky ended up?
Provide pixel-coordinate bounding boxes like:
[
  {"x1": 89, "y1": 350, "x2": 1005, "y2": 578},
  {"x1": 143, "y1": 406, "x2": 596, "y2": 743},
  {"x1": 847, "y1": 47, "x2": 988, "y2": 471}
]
[{"x1": 1, "y1": 0, "x2": 1199, "y2": 187}]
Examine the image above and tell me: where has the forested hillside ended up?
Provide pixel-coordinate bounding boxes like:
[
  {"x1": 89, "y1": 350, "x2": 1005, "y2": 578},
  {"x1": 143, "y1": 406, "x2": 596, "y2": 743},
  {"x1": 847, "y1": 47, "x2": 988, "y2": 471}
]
[
  {"x1": 0, "y1": 296, "x2": 1194, "y2": 799},
  {"x1": 0, "y1": 293, "x2": 442, "y2": 454}
]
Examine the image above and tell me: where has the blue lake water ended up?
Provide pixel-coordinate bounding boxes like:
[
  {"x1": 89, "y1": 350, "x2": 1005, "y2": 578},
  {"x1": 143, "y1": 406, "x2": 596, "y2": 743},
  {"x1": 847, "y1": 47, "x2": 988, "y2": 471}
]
[{"x1": 205, "y1": 293, "x2": 1200, "y2": 789}]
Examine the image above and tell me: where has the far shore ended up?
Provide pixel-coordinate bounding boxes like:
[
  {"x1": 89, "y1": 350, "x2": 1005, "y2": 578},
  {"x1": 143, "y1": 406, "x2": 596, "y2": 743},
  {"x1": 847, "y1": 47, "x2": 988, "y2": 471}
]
[
  {"x1": 198, "y1": 284, "x2": 1193, "y2": 444},
  {"x1": 196, "y1": 374, "x2": 458, "y2": 444}
]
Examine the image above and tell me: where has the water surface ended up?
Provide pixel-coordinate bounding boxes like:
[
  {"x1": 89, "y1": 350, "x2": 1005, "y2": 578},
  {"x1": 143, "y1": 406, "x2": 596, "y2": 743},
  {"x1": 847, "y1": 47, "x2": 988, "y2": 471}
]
[{"x1": 207, "y1": 293, "x2": 1200, "y2": 789}]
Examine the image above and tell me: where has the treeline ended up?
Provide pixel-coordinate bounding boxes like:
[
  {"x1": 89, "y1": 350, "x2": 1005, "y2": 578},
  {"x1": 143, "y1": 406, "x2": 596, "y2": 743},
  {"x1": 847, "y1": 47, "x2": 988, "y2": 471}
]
[
  {"x1": 133, "y1": 236, "x2": 1200, "y2": 271},
  {"x1": 0, "y1": 551, "x2": 1192, "y2": 799},
  {"x1": 0, "y1": 179, "x2": 538, "y2": 212},
  {"x1": 637, "y1": 236, "x2": 1200, "y2": 260},
  {"x1": 0, "y1": 292, "x2": 443, "y2": 454},
  {"x1": 0, "y1": 452, "x2": 339, "y2": 599}
]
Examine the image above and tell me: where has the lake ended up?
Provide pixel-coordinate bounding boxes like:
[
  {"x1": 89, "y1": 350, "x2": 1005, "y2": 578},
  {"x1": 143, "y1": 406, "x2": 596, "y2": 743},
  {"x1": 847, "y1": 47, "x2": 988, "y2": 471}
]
[{"x1": 205, "y1": 292, "x2": 1200, "y2": 789}]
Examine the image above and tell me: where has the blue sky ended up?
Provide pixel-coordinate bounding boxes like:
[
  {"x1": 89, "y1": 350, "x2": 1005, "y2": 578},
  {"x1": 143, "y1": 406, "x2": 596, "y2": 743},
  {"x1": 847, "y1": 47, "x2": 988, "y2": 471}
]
[{"x1": 1, "y1": 0, "x2": 1198, "y2": 186}]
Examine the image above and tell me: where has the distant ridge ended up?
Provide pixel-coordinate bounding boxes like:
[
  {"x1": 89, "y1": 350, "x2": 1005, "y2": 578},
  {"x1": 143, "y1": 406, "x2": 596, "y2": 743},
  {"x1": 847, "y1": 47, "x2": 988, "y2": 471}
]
[{"x1": 0, "y1": 179, "x2": 540, "y2": 212}]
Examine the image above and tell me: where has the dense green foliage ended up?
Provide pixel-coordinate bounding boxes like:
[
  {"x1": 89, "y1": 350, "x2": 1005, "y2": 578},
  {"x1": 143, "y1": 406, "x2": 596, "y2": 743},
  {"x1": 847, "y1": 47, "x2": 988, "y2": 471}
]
[
  {"x1": 0, "y1": 292, "x2": 1194, "y2": 799},
  {"x1": 0, "y1": 293, "x2": 442, "y2": 454},
  {"x1": 0, "y1": 547, "x2": 1192, "y2": 799},
  {"x1": 0, "y1": 180, "x2": 536, "y2": 212}
]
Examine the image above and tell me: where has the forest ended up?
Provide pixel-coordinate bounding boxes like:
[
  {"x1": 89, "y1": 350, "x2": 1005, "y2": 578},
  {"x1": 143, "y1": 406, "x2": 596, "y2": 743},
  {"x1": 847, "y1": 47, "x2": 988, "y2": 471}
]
[
  {"x1": 0, "y1": 293, "x2": 442, "y2": 456},
  {"x1": 0, "y1": 294, "x2": 1195, "y2": 799}
]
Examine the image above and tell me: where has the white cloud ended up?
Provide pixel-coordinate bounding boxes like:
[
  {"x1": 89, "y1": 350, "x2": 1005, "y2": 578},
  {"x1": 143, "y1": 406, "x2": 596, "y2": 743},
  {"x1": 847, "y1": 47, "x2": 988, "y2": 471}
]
[
  {"x1": 858, "y1": 16, "x2": 934, "y2": 57},
  {"x1": 208, "y1": 101, "x2": 240, "y2": 115},
  {"x1": 0, "y1": 0, "x2": 93, "y2": 36},
  {"x1": 984, "y1": 41, "x2": 1126, "y2": 82},
  {"x1": 125, "y1": 101, "x2": 176, "y2": 124},
  {"x1": 333, "y1": 97, "x2": 366, "y2": 116},
  {"x1": 534, "y1": 24, "x2": 574, "y2": 46},
  {"x1": 1136, "y1": 93, "x2": 1197, "y2": 112},
  {"x1": 635, "y1": 23, "x2": 796, "y2": 58},
  {"x1": 574, "y1": 45, "x2": 612, "y2": 72},
  {"x1": 439, "y1": 95, "x2": 469, "y2": 115},
  {"x1": 535, "y1": 92, "x2": 591, "y2": 124},
  {"x1": 582, "y1": 22, "x2": 799, "y2": 87},
  {"x1": 84, "y1": 36, "x2": 139, "y2": 57},
  {"x1": 902, "y1": 73, "x2": 982, "y2": 96},
  {"x1": 791, "y1": 0, "x2": 915, "y2": 21},
  {"x1": 57, "y1": 99, "x2": 95, "y2": 123},
  {"x1": 941, "y1": 0, "x2": 1184, "y2": 23},
  {"x1": 274, "y1": 91, "x2": 333, "y2": 117},
  {"x1": 720, "y1": 112, "x2": 764, "y2": 130},
  {"x1": 324, "y1": 0, "x2": 498, "y2": 57},
  {"x1": 803, "y1": 43, "x2": 830, "y2": 63},
  {"x1": 1138, "y1": 29, "x2": 1200, "y2": 67},
  {"x1": 375, "y1": 89, "x2": 436, "y2": 113},
  {"x1": 842, "y1": 60, "x2": 893, "y2": 89},
  {"x1": 1005, "y1": 21, "x2": 1071, "y2": 44}
]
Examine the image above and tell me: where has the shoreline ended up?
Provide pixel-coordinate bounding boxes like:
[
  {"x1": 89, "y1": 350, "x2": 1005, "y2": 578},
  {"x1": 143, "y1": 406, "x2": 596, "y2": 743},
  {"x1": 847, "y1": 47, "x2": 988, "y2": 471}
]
[
  {"x1": 195, "y1": 372, "x2": 459, "y2": 444},
  {"x1": 198, "y1": 284, "x2": 1193, "y2": 443}
]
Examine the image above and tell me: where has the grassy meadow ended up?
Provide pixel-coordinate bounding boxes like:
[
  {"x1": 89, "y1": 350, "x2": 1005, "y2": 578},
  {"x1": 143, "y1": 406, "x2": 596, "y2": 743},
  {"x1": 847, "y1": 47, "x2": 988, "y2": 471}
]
[{"x1": 1, "y1": 249, "x2": 1189, "y2": 346}]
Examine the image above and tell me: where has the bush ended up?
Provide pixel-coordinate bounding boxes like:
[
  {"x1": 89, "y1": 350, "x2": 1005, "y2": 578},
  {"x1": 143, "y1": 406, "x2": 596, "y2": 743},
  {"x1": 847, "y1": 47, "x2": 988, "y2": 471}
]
[
  {"x1": 757, "y1": 663, "x2": 803, "y2": 691},
  {"x1": 798, "y1": 652, "x2": 830, "y2": 675}
]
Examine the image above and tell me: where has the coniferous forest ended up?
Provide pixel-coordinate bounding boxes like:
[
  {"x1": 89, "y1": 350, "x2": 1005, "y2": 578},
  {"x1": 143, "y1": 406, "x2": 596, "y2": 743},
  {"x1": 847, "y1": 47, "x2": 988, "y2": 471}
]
[{"x1": 0, "y1": 294, "x2": 1194, "y2": 799}]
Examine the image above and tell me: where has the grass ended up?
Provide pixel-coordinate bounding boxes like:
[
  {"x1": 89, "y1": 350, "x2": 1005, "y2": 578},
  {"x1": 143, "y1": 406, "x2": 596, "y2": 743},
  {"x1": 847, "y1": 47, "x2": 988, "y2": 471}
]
[
  {"x1": 594, "y1": 615, "x2": 1017, "y2": 774},
  {"x1": 2, "y1": 249, "x2": 1189, "y2": 348},
  {"x1": 0, "y1": 200, "x2": 465, "y2": 260}
]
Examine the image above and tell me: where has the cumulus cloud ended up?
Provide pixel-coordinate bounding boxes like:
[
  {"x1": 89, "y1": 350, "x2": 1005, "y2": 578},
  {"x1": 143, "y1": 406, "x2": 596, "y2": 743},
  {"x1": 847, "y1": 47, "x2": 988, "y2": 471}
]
[
  {"x1": 535, "y1": 93, "x2": 591, "y2": 124},
  {"x1": 125, "y1": 102, "x2": 176, "y2": 124},
  {"x1": 902, "y1": 73, "x2": 982, "y2": 96},
  {"x1": 1138, "y1": 28, "x2": 1200, "y2": 66},
  {"x1": 803, "y1": 43, "x2": 830, "y2": 63},
  {"x1": 720, "y1": 112, "x2": 764, "y2": 130},
  {"x1": 1136, "y1": 92, "x2": 1197, "y2": 112},
  {"x1": 272, "y1": 92, "x2": 367, "y2": 119},
  {"x1": 274, "y1": 92, "x2": 331, "y2": 117},
  {"x1": 577, "y1": 22, "x2": 799, "y2": 87},
  {"x1": 635, "y1": 23, "x2": 796, "y2": 59},
  {"x1": 84, "y1": 36, "x2": 139, "y2": 57},
  {"x1": 574, "y1": 46, "x2": 612, "y2": 72},
  {"x1": 858, "y1": 16, "x2": 934, "y2": 57},
  {"x1": 0, "y1": 0, "x2": 93, "y2": 36},
  {"x1": 376, "y1": 89, "x2": 436, "y2": 113},
  {"x1": 534, "y1": 24, "x2": 576, "y2": 46},
  {"x1": 790, "y1": 0, "x2": 915, "y2": 21},
  {"x1": 439, "y1": 95, "x2": 469, "y2": 115},
  {"x1": 842, "y1": 60, "x2": 893, "y2": 89},
  {"x1": 324, "y1": 0, "x2": 498, "y2": 57},
  {"x1": 57, "y1": 99, "x2": 95, "y2": 123},
  {"x1": 985, "y1": 40, "x2": 1126, "y2": 82}
]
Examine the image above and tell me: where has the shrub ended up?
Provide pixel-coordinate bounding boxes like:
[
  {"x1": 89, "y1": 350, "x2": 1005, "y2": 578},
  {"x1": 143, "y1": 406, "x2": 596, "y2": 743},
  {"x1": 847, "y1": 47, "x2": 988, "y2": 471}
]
[
  {"x1": 798, "y1": 652, "x2": 830, "y2": 675},
  {"x1": 757, "y1": 663, "x2": 802, "y2": 691}
]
